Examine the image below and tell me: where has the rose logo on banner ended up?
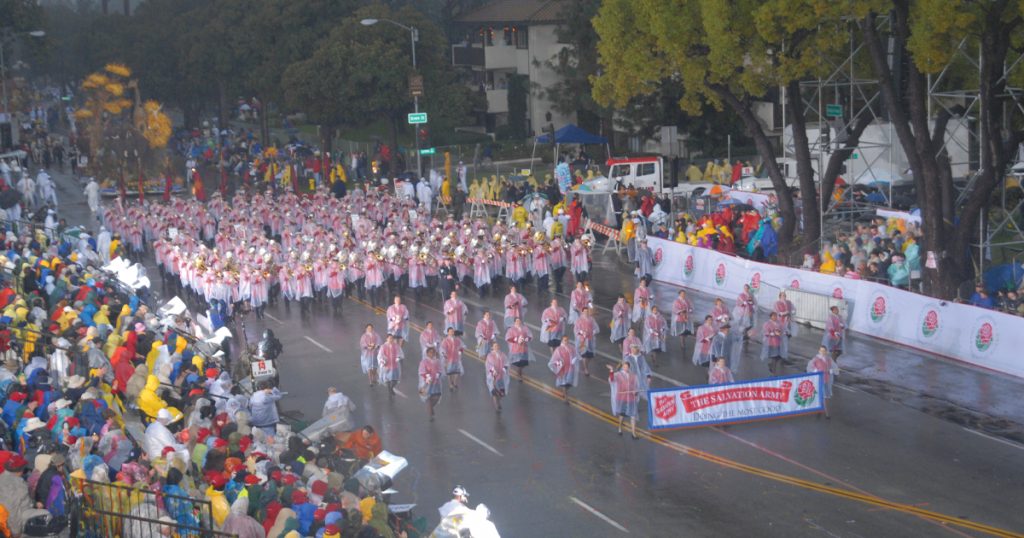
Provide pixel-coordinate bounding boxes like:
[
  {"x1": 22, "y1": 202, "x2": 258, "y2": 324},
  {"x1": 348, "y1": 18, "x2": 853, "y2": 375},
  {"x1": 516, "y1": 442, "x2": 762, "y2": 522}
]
[
  {"x1": 653, "y1": 247, "x2": 663, "y2": 266},
  {"x1": 790, "y1": 279, "x2": 800, "y2": 289},
  {"x1": 714, "y1": 262, "x2": 727, "y2": 286},
  {"x1": 832, "y1": 286, "x2": 845, "y2": 299},
  {"x1": 684, "y1": 254, "x2": 695, "y2": 277},
  {"x1": 654, "y1": 394, "x2": 677, "y2": 420},
  {"x1": 793, "y1": 379, "x2": 817, "y2": 407},
  {"x1": 750, "y1": 272, "x2": 762, "y2": 294},
  {"x1": 869, "y1": 295, "x2": 888, "y2": 323},
  {"x1": 976, "y1": 322, "x2": 995, "y2": 352},
  {"x1": 918, "y1": 307, "x2": 940, "y2": 339}
]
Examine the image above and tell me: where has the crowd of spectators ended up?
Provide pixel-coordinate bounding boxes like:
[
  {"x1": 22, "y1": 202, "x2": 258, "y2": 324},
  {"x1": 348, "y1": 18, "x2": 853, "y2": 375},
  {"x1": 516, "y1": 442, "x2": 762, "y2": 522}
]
[{"x1": 0, "y1": 201, "x2": 426, "y2": 537}]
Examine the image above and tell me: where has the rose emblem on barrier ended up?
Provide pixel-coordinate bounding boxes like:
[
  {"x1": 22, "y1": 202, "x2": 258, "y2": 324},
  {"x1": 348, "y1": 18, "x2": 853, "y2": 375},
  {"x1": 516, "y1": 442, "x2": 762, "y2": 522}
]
[
  {"x1": 750, "y1": 272, "x2": 762, "y2": 294},
  {"x1": 976, "y1": 322, "x2": 994, "y2": 352},
  {"x1": 870, "y1": 296, "x2": 887, "y2": 323},
  {"x1": 715, "y1": 262, "x2": 726, "y2": 285},
  {"x1": 684, "y1": 254, "x2": 695, "y2": 277},
  {"x1": 654, "y1": 247, "x2": 663, "y2": 266},
  {"x1": 832, "y1": 287, "x2": 844, "y2": 299},
  {"x1": 654, "y1": 394, "x2": 678, "y2": 420},
  {"x1": 922, "y1": 309, "x2": 938, "y2": 337},
  {"x1": 791, "y1": 279, "x2": 800, "y2": 289},
  {"x1": 794, "y1": 379, "x2": 816, "y2": 407}
]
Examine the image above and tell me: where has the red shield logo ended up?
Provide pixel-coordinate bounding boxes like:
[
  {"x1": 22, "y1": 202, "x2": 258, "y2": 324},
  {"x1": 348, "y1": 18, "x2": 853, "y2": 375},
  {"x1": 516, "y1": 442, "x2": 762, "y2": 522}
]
[{"x1": 654, "y1": 394, "x2": 678, "y2": 420}]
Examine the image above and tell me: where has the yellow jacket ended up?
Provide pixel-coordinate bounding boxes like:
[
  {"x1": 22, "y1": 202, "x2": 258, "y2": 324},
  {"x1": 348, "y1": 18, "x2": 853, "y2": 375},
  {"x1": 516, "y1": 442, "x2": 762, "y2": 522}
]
[
  {"x1": 621, "y1": 219, "x2": 635, "y2": 242},
  {"x1": 820, "y1": 251, "x2": 836, "y2": 274},
  {"x1": 441, "y1": 179, "x2": 451, "y2": 201},
  {"x1": 205, "y1": 486, "x2": 230, "y2": 527},
  {"x1": 93, "y1": 305, "x2": 111, "y2": 327},
  {"x1": 114, "y1": 305, "x2": 131, "y2": 333},
  {"x1": 511, "y1": 206, "x2": 529, "y2": 228},
  {"x1": 137, "y1": 375, "x2": 167, "y2": 419}
]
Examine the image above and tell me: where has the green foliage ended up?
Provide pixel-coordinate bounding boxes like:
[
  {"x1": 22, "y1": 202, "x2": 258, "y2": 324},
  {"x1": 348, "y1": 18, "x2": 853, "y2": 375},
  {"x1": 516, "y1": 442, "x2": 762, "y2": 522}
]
[{"x1": 506, "y1": 74, "x2": 528, "y2": 139}]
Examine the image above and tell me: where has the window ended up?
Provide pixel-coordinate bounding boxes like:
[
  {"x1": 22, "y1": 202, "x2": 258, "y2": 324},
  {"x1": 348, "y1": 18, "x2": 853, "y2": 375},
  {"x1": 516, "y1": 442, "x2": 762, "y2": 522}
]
[
  {"x1": 611, "y1": 165, "x2": 630, "y2": 178},
  {"x1": 638, "y1": 163, "x2": 656, "y2": 177},
  {"x1": 503, "y1": 27, "x2": 513, "y2": 46},
  {"x1": 515, "y1": 26, "x2": 529, "y2": 49}
]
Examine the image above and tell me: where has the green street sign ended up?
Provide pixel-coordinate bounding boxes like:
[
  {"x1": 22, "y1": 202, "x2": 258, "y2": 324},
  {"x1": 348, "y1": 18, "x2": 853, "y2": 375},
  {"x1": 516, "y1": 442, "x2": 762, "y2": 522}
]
[
  {"x1": 419, "y1": 148, "x2": 436, "y2": 155},
  {"x1": 826, "y1": 104, "x2": 842, "y2": 118},
  {"x1": 407, "y1": 112, "x2": 428, "y2": 124},
  {"x1": 850, "y1": 152, "x2": 859, "y2": 160}
]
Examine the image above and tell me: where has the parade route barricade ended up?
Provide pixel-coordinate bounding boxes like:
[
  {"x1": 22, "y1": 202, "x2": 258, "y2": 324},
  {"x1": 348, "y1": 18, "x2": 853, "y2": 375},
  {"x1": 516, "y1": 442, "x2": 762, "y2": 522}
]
[
  {"x1": 468, "y1": 197, "x2": 515, "y2": 223},
  {"x1": 648, "y1": 373, "x2": 825, "y2": 429},
  {"x1": 586, "y1": 220, "x2": 623, "y2": 255},
  {"x1": 647, "y1": 236, "x2": 1024, "y2": 379}
]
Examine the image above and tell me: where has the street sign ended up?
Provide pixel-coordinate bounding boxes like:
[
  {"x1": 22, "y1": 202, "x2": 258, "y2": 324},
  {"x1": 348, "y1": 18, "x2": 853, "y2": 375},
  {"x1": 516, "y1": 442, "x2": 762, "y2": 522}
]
[
  {"x1": 826, "y1": 104, "x2": 842, "y2": 118},
  {"x1": 419, "y1": 148, "x2": 436, "y2": 155},
  {"x1": 409, "y1": 74, "x2": 424, "y2": 98},
  {"x1": 407, "y1": 112, "x2": 428, "y2": 124},
  {"x1": 850, "y1": 152, "x2": 859, "y2": 160}
]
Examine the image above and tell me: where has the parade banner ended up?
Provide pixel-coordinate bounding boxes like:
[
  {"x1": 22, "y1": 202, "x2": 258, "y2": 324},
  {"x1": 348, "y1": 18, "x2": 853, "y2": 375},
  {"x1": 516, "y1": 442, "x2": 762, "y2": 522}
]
[
  {"x1": 648, "y1": 237, "x2": 1024, "y2": 379},
  {"x1": 647, "y1": 373, "x2": 825, "y2": 429}
]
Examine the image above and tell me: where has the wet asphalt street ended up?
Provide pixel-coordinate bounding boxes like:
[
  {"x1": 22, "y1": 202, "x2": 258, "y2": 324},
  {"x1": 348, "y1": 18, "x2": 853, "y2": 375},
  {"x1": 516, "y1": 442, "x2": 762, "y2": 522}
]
[{"x1": 48, "y1": 170, "x2": 1024, "y2": 538}]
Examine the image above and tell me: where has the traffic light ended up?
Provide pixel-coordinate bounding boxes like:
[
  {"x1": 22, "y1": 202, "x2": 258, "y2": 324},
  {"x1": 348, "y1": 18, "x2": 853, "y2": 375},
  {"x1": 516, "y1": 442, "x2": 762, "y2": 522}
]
[{"x1": 418, "y1": 127, "x2": 430, "y2": 147}]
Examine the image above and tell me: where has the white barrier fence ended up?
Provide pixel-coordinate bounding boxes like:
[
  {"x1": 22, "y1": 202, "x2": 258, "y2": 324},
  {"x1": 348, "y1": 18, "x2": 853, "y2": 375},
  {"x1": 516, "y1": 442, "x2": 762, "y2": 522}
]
[
  {"x1": 648, "y1": 237, "x2": 1024, "y2": 379},
  {"x1": 785, "y1": 287, "x2": 848, "y2": 329}
]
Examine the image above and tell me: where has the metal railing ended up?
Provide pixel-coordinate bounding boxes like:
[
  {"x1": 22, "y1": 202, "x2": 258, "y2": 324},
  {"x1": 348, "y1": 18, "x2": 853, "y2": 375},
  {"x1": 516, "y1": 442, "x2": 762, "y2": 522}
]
[{"x1": 73, "y1": 477, "x2": 236, "y2": 538}]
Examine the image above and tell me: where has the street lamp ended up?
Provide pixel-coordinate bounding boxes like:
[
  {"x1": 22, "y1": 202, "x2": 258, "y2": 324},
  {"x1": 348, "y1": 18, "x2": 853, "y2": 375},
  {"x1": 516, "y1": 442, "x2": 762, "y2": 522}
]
[
  {"x1": 360, "y1": 18, "x2": 423, "y2": 177},
  {"x1": 1, "y1": 28, "x2": 46, "y2": 123}
]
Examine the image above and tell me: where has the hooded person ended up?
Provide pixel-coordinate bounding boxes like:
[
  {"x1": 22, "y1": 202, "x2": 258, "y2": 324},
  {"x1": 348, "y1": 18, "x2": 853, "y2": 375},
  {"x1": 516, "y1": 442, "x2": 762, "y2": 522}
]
[
  {"x1": 221, "y1": 493, "x2": 265, "y2": 538},
  {"x1": 0, "y1": 453, "x2": 50, "y2": 535},
  {"x1": 137, "y1": 374, "x2": 181, "y2": 420},
  {"x1": 124, "y1": 363, "x2": 149, "y2": 404},
  {"x1": 267, "y1": 507, "x2": 300, "y2": 538},
  {"x1": 144, "y1": 408, "x2": 185, "y2": 462}
]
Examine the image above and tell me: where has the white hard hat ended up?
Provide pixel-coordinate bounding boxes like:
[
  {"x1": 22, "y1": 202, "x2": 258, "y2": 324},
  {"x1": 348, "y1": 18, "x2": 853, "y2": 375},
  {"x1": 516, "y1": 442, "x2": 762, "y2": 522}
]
[{"x1": 452, "y1": 485, "x2": 469, "y2": 498}]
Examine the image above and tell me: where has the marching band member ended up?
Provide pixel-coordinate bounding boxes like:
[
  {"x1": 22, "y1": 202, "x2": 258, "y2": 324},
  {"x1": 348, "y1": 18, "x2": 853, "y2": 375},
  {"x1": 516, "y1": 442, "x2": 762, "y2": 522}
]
[
  {"x1": 503, "y1": 285, "x2": 527, "y2": 329},
  {"x1": 418, "y1": 348, "x2": 444, "y2": 420},
  {"x1": 474, "y1": 311, "x2": 499, "y2": 357},
  {"x1": 377, "y1": 334, "x2": 403, "y2": 396},
  {"x1": 485, "y1": 342, "x2": 510, "y2": 412},
  {"x1": 541, "y1": 299, "x2": 567, "y2": 348},
  {"x1": 692, "y1": 316, "x2": 715, "y2": 367},
  {"x1": 444, "y1": 291, "x2": 468, "y2": 336},
  {"x1": 574, "y1": 306, "x2": 599, "y2": 376},
  {"x1": 610, "y1": 295, "x2": 630, "y2": 344},
  {"x1": 642, "y1": 305, "x2": 668, "y2": 365},
  {"x1": 440, "y1": 327, "x2": 465, "y2": 391},
  {"x1": 671, "y1": 290, "x2": 694, "y2": 351},
  {"x1": 608, "y1": 361, "x2": 640, "y2": 439},
  {"x1": 548, "y1": 336, "x2": 581, "y2": 402},
  {"x1": 505, "y1": 317, "x2": 533, "y2": 381},
  {"x1": 386, "y1": 296, "x2": 409, "y2": 341},
  {"x1": 360, "y1": 324, "x2": 382, "y2": 386},
  {"x1": 760, "y1": 312, "x2": 786, "y2": 375}
]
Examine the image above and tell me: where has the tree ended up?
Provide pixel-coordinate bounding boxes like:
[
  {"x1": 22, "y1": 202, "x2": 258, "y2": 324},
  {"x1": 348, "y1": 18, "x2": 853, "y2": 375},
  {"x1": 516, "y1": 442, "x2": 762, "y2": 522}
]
[
  {"x1": 282, "y1": 3, "x2": 478, "y2": 164},
  {"x1": 593, "y1": 0, "x2": 887, "y2": 249},
  {"x1": 860, "y1": 0, "x2": 1024, "y2": 297},
  {"x1": 506, "y1": 74, "x2": 528, "y2": 139}
]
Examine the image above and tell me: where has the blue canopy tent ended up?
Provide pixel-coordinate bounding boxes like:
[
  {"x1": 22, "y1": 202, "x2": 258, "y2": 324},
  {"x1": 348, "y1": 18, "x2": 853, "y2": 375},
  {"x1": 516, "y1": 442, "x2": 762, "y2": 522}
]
[{"x1": 530, "y1": 124, "x2": 611, "y2": 174}]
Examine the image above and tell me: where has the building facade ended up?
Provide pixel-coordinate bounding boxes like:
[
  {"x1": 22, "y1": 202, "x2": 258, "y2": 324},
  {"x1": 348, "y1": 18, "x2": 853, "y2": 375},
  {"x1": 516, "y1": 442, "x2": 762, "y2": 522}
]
[{"x1": 452, "y1": 0, "x2": 576, "y2": 136}]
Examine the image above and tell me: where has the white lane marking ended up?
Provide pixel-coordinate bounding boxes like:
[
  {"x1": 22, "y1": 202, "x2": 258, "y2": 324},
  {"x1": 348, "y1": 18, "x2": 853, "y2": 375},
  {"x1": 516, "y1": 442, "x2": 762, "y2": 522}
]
[
  {"x1": 393, "y1": 388, "x2": 409, "y2": 399},
  {"x1": 569, "y1": 496, "x2": 629, "y2": 533},
  {"x1": 264, "y1": 313, "x2": 283, "y2": 323},
  {"x1": 304, "y1": 336, "x2": 333, "y2": 353},
  {"x1": 835, "y1": 384, "x2": 859, "y2": 393},
  {"x1": 962, "y1": 427, "x2": 1024, "y2": 451},
  {"x1": 458, "y1": 428, "x2": 504, "y2": 456}
]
